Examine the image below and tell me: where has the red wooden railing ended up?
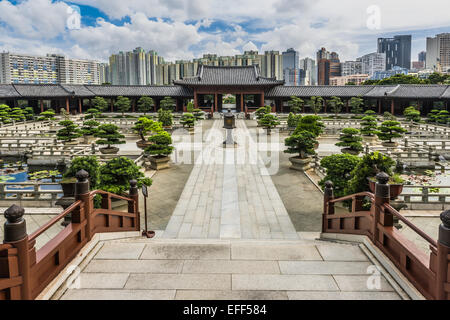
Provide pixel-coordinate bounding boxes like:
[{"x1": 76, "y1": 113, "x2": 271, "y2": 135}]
[
  {"x1": 0, "y1": 170, "x2": 141, "y2": 300},
  {"x1": 322, "y1": 174, "x2": 450, "y2": 300}
]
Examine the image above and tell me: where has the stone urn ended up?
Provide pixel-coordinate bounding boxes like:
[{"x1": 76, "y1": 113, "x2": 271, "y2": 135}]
[
  {"x1": 100, "y1": 147, "x2": 119, "y2": 154},
  {"x1": 289, "y1": 156, "x2": 312, "y2": 171},
  {"x1": 56, "y1": 178, "x2": 77, "y2": 226},
  {"x1": 148, "y1": 155, "x2": 170, "y2": 170}
]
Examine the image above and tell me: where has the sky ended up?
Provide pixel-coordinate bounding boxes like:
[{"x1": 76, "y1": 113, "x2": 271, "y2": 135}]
[{"x1": 0, "y1": 0, "x2": 449, "y2": 63}]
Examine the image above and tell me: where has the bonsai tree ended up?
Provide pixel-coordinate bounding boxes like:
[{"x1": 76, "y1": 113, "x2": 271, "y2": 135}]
[
  {"x1": 10, "y1": 107, "x2": 26, "y2": 122},
  {"x1": 160, "y1": 97, "x2": 175, "y2": 111},
  {"x1": 404, "y1": 106, "x2": 421, "y2": 123},
  {"x1": 115, "y1": 96, "x2": 131, "y2": 116},
  {"x1": 157, "y1": 108, "x2": 173, "y2": 127},
  {"x1": 24, "y1": 107, "x2": 34, "y2": 121},
  {"x1": 336, "y1": 128, "x2": 363, "y2": 155},
  {"x1": 284, "y1": 130, "x2": 318, "y2": 159},
  {"x1": 360, "y1": 115, "x2": 378, "y2": 136},
  {"x1": 57, "y1": 120, "x2": 82, "y2": 143},
  {"x1": 287, "y1": 112, "x2": 302, "y2": 128},
  {"x1": 255, "y1": 106, "x2": 271, "y2": 121},
  {"x1": 186, "y1": 101, "x2": 194, "y2": 113},
  {"x1": 427, "y1": 109, "x2": 439, "y2": 123},
  {"x1": 364, "y1": 110, "x2": 377, "y2": 117},
  {"x1": 309, "y1": 96, "x2": 324, "y2": 115},
  {"x1": 328, "y1": 96, "x2": 343, "y2": 118},
  {"x1": 288, "y1": 96, "x2": 304, "y2": 114},
  {"x1": 145, "y1": 131, "x2": 174, "y2": 158},
  {"x1": 258, "y1": 114, "x2": 280, "y2": 134},
  {"x1": 95, "y1": 124, "x2": 125, "y2": 152},
  {"x1": 99, "y1": 157, "x2": 152, "y2": 195},
  {"x1": 137, "y1": 96, "x2": 154, "y2": 115},
  {"x1": 383, "y1": 112, "x2": 397, "y2": 120},
  {"x1": 0, "y1": 104, "x2": 11, "y2": 123},
  {"x1": 319, "y1": 154, "x2": 361, "y2": 198},
  {"x1": 377, "y1": 120, "x2": 407, "y2": 144},
  {"x1": 180, "y1": 113, "x2": 196, "y2": 128},
  {"x1": 92, "y1": 96, "x2": 108, "y2": 113},
  {"x1": 294, "y1": 115, "x2": 325, "y2": 137},
  {"x1": 85, "y1": 108, "x2": 102, "y2": 119},
  {"x1": 81, "y1": 119, "x2": 100, "y2": 137},
  {"x1": 132, "y1": 117, "x2": 162, "y2": 142},
  {"x1": 39, "y1": 109, "x2": 56, "y2": 121},
  {"x1": 192, "y1": 109, "x2": 205, "y2": 121},
  {"x1": 437, "y1": 110, "x2": 449, "y2": 124},
  {"x1": 346, "y1": 151, "x2": 395, "y2": 195},
  {"x1": 349, "y1": 97, "x2": 364, "y2": 115},
  {"x1": 63, "y1": 156, "x2": 101, "y2": 188}
]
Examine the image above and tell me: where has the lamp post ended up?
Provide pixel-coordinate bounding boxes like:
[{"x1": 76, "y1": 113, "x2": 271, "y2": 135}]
[
  {"x1": 141, "y1": 184, "x2": 155, "y2": 238},
  {"x1": 223, "y1": 108, "x2": 236, "y2": 147}
]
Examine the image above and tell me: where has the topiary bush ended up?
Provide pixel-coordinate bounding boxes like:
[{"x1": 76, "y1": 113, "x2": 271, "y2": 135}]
[
  {"x1": 319, "y1": 154, "x2": 361, "y2": 198},
  {"x1": 81, "y1": 119, "x2": 100, "y2": 136},
  {"x1": 10, "y1": 107, "x2": 26, "y2": 122},
  {"x1": 180, "y1": 113, "x2": 196, "y2": 128},
  {"x1": 255, "y1": 106, "x2": 271, "y2": 121},
  {"x1": 137, "y1": 96, "x2": 154, "y2": 114},
  {"x1": 99, "y1": 157, "x2": 152, "y2": 195},
  {"x1": 157, "y1": 108, "x2": 173, "y2": 127},
  {"x1": 336, "y1": 128, "x2": 363, "y2": 154},
  {"x1": 0, "y1": 104, "x2": 11, "y2": 123},
  {"x1": 160, "y1": 97, "x2": 175, "y2": 111},
  {"x1": 288, "y1": 96, "x2": 304, "y2": 114},
  {"x1": 145, "y1": 131, "x2": 174, "y2": 157},
  {"x1": 57, "y1": 120, "x2": 82, "y2": 142},
  {"x1": 437, "y1": 110, "x2": 449, "y2": 124},
  {"x1": 258, "y1": 114, "x2": 280, "y2": 131},
  {"x1": 132, "y1": 117, "x2": 162, "y2": 141},
  {"x1": 349, "y1": 97, "x2": 364, "y2": 115},
  {"x1": 38, "y1": 109, "x2": 56, "y2": 121},
  {"x1": 63, "y1": 156, "x2": 101, "y2": 188},
  {"x1": 287, "y1": 112, "x2": 302, "y2": 128},
  {"x1": 95, "y1": 124, "x2": 125, "y2": 149},
  {"x1": 284, "y1": 130, "x2": 318, "y2": 159},
  {"x1": 294, "y1": 115, "x2": 325, "y2": 137},
  {"x1": 360, "y1": 116, "x2": 378, "y2": 136},
  {"x1": 193, "y1": 109, "x2": 205, "y2": 121},
  {"x1": 377, "y1": 120, "x2": 407, "y2": 143},
  {"x1": 328, "y1": 96, "x2": 343, "y2": 118},
  {"x1": 115, "y1": 96, "x2": 131, "y2": 116},
  {"x1": 308, "y1": 96, "x2": 324, "y2": 115},
  {"x1": 404, "y1": 106, "x2": 421, "y2": 123}
]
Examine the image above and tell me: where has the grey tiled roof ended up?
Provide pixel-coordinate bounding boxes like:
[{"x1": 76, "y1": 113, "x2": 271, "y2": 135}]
[
  {"x1": 85, "y1": 85, "x2": 193, "y2": 97},
  {"x1": 13, "y1": 84, "x2": 70, "y2": 97},
  {"x1": 442, "y1": 86, "x2": 450, "y2": 99},
  {"x1": 385, "y1": 85, "x2": 449, "y2": 98},
  {"x1": 60, "y1": 84, "x2": 96, "y2": 97},
  {"x1": 0, "y1": 84, "x2": 21, "y2": 98},
  {"x1": 265, "y1": 86, "x2": 374, "y2": 98},
  {"x1": 364, "y1": 86, "x2": 398, "y2": 97},
  {"x1": 174, "y1": 65, "x2": 284, "y2": 86}
]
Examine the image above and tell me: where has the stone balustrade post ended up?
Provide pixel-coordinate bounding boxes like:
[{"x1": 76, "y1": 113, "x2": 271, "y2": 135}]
[{"x1": 436, "y1": 210, "x2": 450, "y2": 300}]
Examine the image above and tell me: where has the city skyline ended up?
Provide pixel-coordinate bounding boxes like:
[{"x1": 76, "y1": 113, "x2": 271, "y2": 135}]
[{"x1": 0, "y1": 0, "x2": 449, "y2": 64}]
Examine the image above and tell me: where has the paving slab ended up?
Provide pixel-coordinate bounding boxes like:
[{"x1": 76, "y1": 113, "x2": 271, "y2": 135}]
[
  {"x1": 333, "y1": 275, "x2": 395, "y2": 292},
  {"x1": 175, "y1": 290, "x2": 289, "y2": 300},
  {"x1": 61, "y1": 289, "x2": 176, "y2": 300},
  {"x1": 140, "y1": 242, "x2": 230, "y2": 260},
  {"x1": 232, "y1": 274, "x2": 339, "y2": 291},
  {"x1": 279, "y1": 261, "x2": 373, "y2": 275},
  {"x1": 83, "y1": 259, "x2": 184, "y2": 274},
  {"x1": 287, "y1": 291, "x2": 401, "y2": 300},
  {"x1": 125, "y1": 274, "x2": 231, "y2": 290},
  {"x1": 94, "y1": 243, "x2": 146, "y2": 260},
  {"x1": 182, "y1": 260, "x2": 280, "y2": 274},
  {"x1": 316, "y1": 244, "x2": 369, "y2": 261},
  {"x1": 74, "y1": 273, "x2": 130, "y2": 289},
  {"x1": 231, "y1": 243, "x2": 322, "y2": 261}
]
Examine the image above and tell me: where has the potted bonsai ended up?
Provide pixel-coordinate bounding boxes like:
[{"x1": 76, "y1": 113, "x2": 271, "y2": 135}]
[
  {"x1": 404, "y1": 106, "x2": 421, "y2": 123},
  {"x1": 336, "y1": 128, "x2": 363, "y2": 155},
  {"x1": 360, "y1": 115, "x2": 379, "y2": 144},
  {"x1": 377, "y1": 120, "x2": 407, "y2": 147},
  {"x1": 180, "y1": 113, "x2": 196, "y2": 133},
  {"x1": 255, "y1": 106, "x2": 271, "y2": 123},
  {"x1": 287, "y1": 112, "x2": 301, "y2": 129},
  {"x1": 258, "y1": 114, "x2": 280, "y2": 135},
  {"x1": 95, "y1": 123, "x2": 125, "y2": 154},
  {"x1": 132, "y1": 117, "x2": 163, "y2": 149},
  {"x1": 284, "y1": 130, "x2": 318, "y2": 171},
  {"x1": 81, "y1": 119, "x2": 100, "y2": 144},
  {"x1": 137, "y1": 96, "x2": 154, "y2": 115},
  {"x1": 328, "y1": 96, "x2": 343, "y2": 118},
  {"x1": 145, "y1": 131, "x2": 174, "y2": 170},
  {"x1": 368, "y1": 173, "x2": 405, "y2": 201},
  {"x1": 57, "y1": 120, "x2": 82, "y2": 145},
  {"x1": 158, "y1": 108, "x2": 173, "y2": 130},
  {"x1": 287, "y1": 96, "x2": 304, "y2": 114},
  {"x1": 115, "y1": 96, "x2": 131, "y2": 117}
]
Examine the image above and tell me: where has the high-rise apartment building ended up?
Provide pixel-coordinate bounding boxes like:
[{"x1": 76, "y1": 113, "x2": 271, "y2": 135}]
[
  {"x1": 341, "y1": 60, "x2": 362, "y2": 76},
  {"x1": 418, "y1": 51, "x2": 426, "y2": 63},
  {"x1": 360, "y1": 52, "x2": 386, "y2": 77},
  {"x1": 299, "y1": 58, "x2": 316, "y2": 85},
  {"x1": 426, "y1": 33, "x2": 450, "y2": 72},
  {"x1": 377, "y1": 35, "x2": 412, "y2": 70},
  {"x1": 316, "y1": 48, "x2": 340, "y2": 85},
  {"x1": 282, "y1": 48, "x2": 300, "y2": 85},
  {"x1": 0, "y1": 52, "x2": 101, "y2": 85}
]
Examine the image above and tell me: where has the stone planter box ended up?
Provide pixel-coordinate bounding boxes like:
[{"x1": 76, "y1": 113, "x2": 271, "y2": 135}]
[
  {"x1": 382, "y1": 141, "x2": 398, "y2": 148},
  {"x1": 362, "y1": 135, "x2": 378, "y2": 145},
  {"x1": 136, "y1": 140, "x2": 153, "y2": 149},
  {"x1": 289, "y1": 156, "x2": 312, "y2": 171},
  {"x1": 83, "y1": 135, "x2": 96, "y2": 144},
  {"x1": 148, "y1": 155, "x2": 170, "y2": 170},
  {"x1": 368, "y1": 179, "x2": 404, "y2": 200},
  {"x1": 99, "y1": 147, "x2": 119, "y2": 155}
]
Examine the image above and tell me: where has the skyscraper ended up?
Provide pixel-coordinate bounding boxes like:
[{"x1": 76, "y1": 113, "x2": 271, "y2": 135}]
[
  {"x1": 418, "y1": 51, "x2": 426, "y2": 63},
  {"x1": 360, "y1": 52, "x2": 386, "y2": 77},
  {"x1": 341, "y1": 60, "x2": 362, "y2": 76},
  {"x1": 377, "y1": 35, "x2": 412, "y2": 70},
  {"x1": 426, "y1": 33, "x2": 450, "y2": 72},
  {"x1": 316, "y1": 48, "x2": 340, "y2": 85},
  {"x1": 282, "y1": 48, "x2": 300, "y2": 85},
  {"x1": 299, "y1": 58, "x2": 316, "y2": 85}
]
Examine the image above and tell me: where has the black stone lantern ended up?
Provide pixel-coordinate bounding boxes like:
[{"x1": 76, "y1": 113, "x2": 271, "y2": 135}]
[{"x1": 223, "y1": 109, "x2": 236, "y2": 129}]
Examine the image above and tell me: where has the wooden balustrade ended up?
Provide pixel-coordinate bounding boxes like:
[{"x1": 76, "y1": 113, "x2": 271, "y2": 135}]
[
  {"x1": 0, "y1": 170, "x2": 140, "y2": 300},
  {"x1": 322, "y1": 173, "x2": 450, "y2": 300}
]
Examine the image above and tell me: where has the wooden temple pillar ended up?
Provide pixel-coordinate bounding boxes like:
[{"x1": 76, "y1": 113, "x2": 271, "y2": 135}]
[
  {"x1": 323, "y1": 99, "x2": 327, "y2": 114},
  {"x1": 176, "y1": 98, "x2": 182, "y2": 112},
  {"x1": 194, "y1": 90, "x2": 198, "y2": 109},
  {"x1": 110, "y1": 98, "x2": 114, "y2": 113},
  {"x1": 214, "y1": 93, "x2": 218, "y2": 113},
  {"x1": 346, "y1": 99, "x2": 350, "y2": 113},
  {"x1": 65, "y1": 97, "x2": 70, "y2": 113},
  {"x1": 132, "y1": 98, "x2": 136, "y2": 112},
  {"x1": 40, "y1": 99, "x2": 44, "y2": 113},
  {"x1": 78, "y1": 98, "x2": 82, "y2": 114},
  {"x1": 240, "y1": 94, "x2": 244, "y2": 113},
  {"x1": 391, "y1": 100, "x2": 395, "y2": 115},
  {"x1": 378, "y1": 99, "x2": 382, "y2": 114},
  {"x1": 261, "y1": 92, "x2": 265, "y2": 108},
  {"x1": 154, "y1": 99, "x2": 160, "y2": 112}
]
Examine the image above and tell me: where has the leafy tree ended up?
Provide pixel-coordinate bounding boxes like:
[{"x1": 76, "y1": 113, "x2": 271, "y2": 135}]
[
  {"x1": 349, "y1": 97, "x2": 364, "y2": 115},
  {"x1": 160, "y1": 97, "x2": 175, "y2": 111},
  {"x1": 92, "y1": 96, "x2": 108, "y2": 112},
  {"x1": 145, "y1": 131, "x2": 174, "y2": 157},
  {"x1": 346, "y1": 151, "x2": 395, "y2": 195},
  {"x1": 186, "y1": 101, "x2": 194, "y2": 113},
  {"x1": 115, "y1": 96, "x2": 131, "y2": 116},
  {"x1": 180, "y1": 113, "x2": 196, "y2": 128},
  {"x1": 364, "y1": 110, "x2": 377, "y2": 117},
  {"x1": 81, "y1": 119, "x2": 100, "y2": 136},
  {"x1": 319, "y1": 154, "x2": 361, "y2": 198},
  {"x1": 85, "y1": 108, "x2": 101, "y2": 119},
  {"x1": 57, "y1": 120, "x2": 82, "y2": 142},
  {"x1": 328, "y1": 96, "x2": 344, "y2": 118},
  {"x1": 425, "y1": 73, "x2": 450, "y2": 84},
  {"x1": 403, "y1": 106, "x2": 421, "y2": 122},
  {"x1": 255, "y1": 106, "x2": 271, "y2": 120},
  {"x1": 95, "y1": 124, "x2": 125, "y2": 149},
  {"x1": 158, "y1": 109, "x2": 173, "y2": 127},
  {"x1": 0, "y1": 104, "x2": 11, "y2": 123},
  {"x1": 63, "y1": 156, "x2": 101, "y2": 188},
  {"x1": 284, "y1": 130, "x2": 318, "y2": 159},
  {"x1": 336, "y1": 128, "x2": 363, "y2": 154},
  {"x1": 10, "y1": 107, "x2": 26, "y2": 122},
  {"x1": 360, "y1": 116, "x2": 378, "y2": 136},
  {"x1": 24, "y1": 107, "x2": 34, "y2": 121},
  {"x1": 193, "y1": 109, "x2": 205, "y2": 121},
  {"x1": 427, "y1": 109, "x2": 440, "y2": 123},
  {"x1": 258, "y1": 114, "x2": 280, "y2": 132},
  {"x1": 383, "y1": 112, "x2": 397, "y2": 121},
  {"x1": 308, "y1": 96, "x2": 324, "y2": 115},
  {"x1": 287, "y1": 112, "x2": 302, "y2": 128},
  {"x1": 294, "y1": 115, "x2": 325, "y2": 137},
  {"x1": 137, "y1": 96, "x2": 154, "y2": 115},
  {"x1": 132, "y1": 117, "x2": 162, "y2": 141},
  {"x1": 39, "y1": 109, "x2": 56, "y2": 121},
  {"x1": 288, "y1": 96, "x2": 304, "y2": 114},
  {"x1": 99, "y1": 157, "x2": 152, "y2": 195},
  {"x1": 377, "y1": 120, "x2": 407, "y2": 143},
  {"x1": 437, "y1": 110, "x2": 449, "y2": 124},
  {"x1": 223, "y1": 96, "x2": 236, "y2": 104}
]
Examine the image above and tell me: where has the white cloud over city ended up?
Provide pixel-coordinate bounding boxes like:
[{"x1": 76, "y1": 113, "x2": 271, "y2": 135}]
[{"x1": 0, "y1": 0, "x2": 449, "y2": 62}]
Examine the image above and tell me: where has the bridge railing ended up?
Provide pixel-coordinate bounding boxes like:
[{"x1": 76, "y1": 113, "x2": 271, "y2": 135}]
[
  {"x1": 0, "y1": 170, "x2": 140, "y2": 300},
  {"x1": 322, "y1": 174, "x2": 450, "y2": 300}
]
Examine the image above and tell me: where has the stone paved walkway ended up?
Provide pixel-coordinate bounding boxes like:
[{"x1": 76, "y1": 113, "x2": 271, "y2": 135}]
[
  {"x1": 58, "y1": 237, "x2": 403, "y2": 300},
  {"x1": 162, "y1": 120, "x2": 298, "y2": 240}
]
